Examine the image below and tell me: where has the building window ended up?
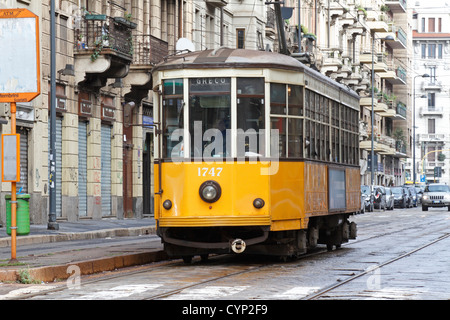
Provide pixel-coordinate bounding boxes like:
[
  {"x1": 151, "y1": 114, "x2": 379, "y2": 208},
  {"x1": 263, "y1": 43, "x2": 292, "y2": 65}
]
[
  {"x1": 428, "y1": 119, "x2": 435, "y2": 134},
  {"x1": 421, "y1": 18, "x2": 425, "y2": 32},
  {"x1": 428, "y1": 92, "x2": 436, "y2": 108},
  {"x1": 421, "y1": 44, "x2": 426, "y2": 59},
  {"x1": 428, "y1": 67, "x2": 437, "y2": 84},
  {"x1": 236, "y1": 28, "x2": 245, "y2": 49},
  {"x1": 439, "y1": 18, "x2": 442, "y2": 32},
  {"x1": 428, "y1": 44, "x2": 436, "y2": 59},
  {"x1": 438, "y1": 44, "x2": 443, "y2": 59},
  {"x1": 429, "y1": 18, "x2": 435, "y2": 32}
]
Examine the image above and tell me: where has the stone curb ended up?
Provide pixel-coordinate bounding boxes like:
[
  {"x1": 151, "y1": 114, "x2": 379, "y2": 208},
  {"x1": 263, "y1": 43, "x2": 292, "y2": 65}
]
[
  {"x1": 0, "y1": 225, "x2": 162, "y2": 283},
  {"x1": 0, "y1": 226, "x2": 156, "y2": 248},
  {"x1": 0, "y1": 250, "x2": 169, "y2": 283}
]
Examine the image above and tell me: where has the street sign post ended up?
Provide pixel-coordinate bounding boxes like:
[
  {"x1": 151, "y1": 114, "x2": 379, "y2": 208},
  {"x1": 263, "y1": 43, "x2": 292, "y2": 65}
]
[{"x1": 0, "y1": 8, "x2": 40, "y2": 262}]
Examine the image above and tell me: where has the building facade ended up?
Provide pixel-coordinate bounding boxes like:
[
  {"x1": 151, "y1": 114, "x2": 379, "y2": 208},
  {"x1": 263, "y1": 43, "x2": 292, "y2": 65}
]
[
  {"x1": 409, "y1": 0, "x2": 450, "y2": 184},
  {"x1": 277, "y1": 0, "x2": 411, "y2": 186}
]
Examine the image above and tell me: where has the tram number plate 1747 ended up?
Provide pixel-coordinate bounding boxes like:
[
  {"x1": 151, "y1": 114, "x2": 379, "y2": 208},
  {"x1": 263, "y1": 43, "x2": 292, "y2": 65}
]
[{"x1": 198, "y1": 167, "x2": 223, "y2": 177}]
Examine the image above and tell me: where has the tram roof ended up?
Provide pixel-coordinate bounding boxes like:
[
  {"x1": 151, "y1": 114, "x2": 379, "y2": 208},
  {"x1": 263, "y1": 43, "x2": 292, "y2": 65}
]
[{"x1": 153, "y1": 48, "x2": 359, "y2": 100}]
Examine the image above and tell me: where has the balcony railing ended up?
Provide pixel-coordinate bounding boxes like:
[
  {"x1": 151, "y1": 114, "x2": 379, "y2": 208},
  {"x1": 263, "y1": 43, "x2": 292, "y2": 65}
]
[
  {"x1": 132, "y1": 34, "x2": 169, "y2": 66},
  {"x1": 396, "y1": 67, "x2": 407, "y2": 82},
  {"x1": 75, "y1": 15, "x2": 136, "y2": 61},
  {"x1": 396, "y1": 101, "x2": 407, "y2": 118},
  {"x1": 396, "y1": 26, "x2": 407, "y2": 48}
]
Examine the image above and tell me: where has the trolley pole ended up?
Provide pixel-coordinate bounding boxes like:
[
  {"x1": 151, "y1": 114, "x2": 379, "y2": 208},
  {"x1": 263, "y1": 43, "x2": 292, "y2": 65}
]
[{"x1": 10, "y1": 102, "x2": 17, "y2": 262}]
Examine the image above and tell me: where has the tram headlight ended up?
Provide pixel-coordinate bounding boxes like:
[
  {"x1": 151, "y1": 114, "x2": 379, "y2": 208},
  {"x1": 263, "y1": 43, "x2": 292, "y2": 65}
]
[
  {"x1": 163, "y1": 200, "x2": 172, "y2": 210},
  {"x1": 253, "y1": 198, "x2": 265, "y2": 209},
  {"x1": 199, "y1": 181, "x2": 221, "y2": 203}
]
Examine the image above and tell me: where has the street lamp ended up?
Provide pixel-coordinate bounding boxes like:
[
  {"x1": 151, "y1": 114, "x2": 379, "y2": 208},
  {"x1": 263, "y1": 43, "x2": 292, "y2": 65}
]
[
  {"x1": 371, "y1": 35, "x2": 394, "y2": 188},
  {"x1": 413, "y1": 73, "x2": 430, "y2": 184}
]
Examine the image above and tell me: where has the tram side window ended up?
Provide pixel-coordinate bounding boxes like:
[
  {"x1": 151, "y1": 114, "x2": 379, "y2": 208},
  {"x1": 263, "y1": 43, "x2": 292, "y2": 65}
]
[
  {"x1": 288, "y1": 85, "x2": 303, "y2": 116},
  {"x1": 331, "y1": 102, "x2": 340, "y2": 163},
  {"x1": 189, "y1": 77, "x2": 231, "y2": 158},
  {"x1": 270, "y1": 83, "x2": 287, "y2": 157},
  {"x1": 162, "y1": 79, "x2": 184, "y2": 159},
  {"x1": 270, "y1": 83, "x2": 304, "y2": 158},
  {"x1": 237, "y1": 77, "x2": 265, "y2": 157}
]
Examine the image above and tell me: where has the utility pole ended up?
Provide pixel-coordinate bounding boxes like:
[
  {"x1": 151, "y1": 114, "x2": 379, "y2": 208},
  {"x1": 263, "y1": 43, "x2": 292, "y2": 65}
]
[{"x1": 48, "y1": 0, "x2": 59, "y2": 230}]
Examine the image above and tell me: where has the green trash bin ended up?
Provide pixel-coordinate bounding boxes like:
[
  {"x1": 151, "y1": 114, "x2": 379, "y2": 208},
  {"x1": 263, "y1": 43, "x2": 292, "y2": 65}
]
[{"x1": 6, "y1": 194, "x2": 30, "y2": 236}]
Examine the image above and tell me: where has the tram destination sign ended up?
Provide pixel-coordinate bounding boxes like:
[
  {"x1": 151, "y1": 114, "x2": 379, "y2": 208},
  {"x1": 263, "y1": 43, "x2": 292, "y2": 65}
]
[
  {"x1": 190, "y1": 78, "x2": 230, "y2": 93},
  {"x1": 0, "y1": 8, "x2": 40, "y2": 103}
]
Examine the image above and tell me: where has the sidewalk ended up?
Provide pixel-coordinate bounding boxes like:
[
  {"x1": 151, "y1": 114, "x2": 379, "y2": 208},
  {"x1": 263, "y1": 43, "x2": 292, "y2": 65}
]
[{"x1": 0, "y1": 217, "x2": 168, "y2": 283}]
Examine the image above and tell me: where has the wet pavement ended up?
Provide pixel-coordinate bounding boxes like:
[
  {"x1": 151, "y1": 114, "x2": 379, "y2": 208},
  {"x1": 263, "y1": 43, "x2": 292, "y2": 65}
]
[{"x1": 0, "y1": 217, "x2": 167, "y2": 283}]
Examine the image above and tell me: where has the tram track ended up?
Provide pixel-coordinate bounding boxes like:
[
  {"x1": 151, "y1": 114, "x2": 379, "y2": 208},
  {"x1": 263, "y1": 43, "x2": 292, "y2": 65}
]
[
  {"x1": 11, "y1": 210, "x2": 450, "y2": 300},
  {"x1": 303, "y1": 232, "x2": 450, "y2": 300}
]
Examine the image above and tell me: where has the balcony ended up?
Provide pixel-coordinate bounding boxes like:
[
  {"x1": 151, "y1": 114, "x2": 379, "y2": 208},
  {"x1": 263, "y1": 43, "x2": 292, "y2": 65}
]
[
  {"x1": 321, "y1": 48, "x2": 343, "y2": 75},
  {"x1": 395, "y1": 101, "x2": 407, "y2": 120},
  {"x1": 422, "y1": 81, "x2": 443, "y2": 91},
  {"x1": 74, "y1": 15, "x2": 136, "y2": 89},
  {"x1": 123, "y1": 35, "x2": 169, "y2": 103},
  {"x1": 380, "y1": 65, "x2": 407, "y2": 85},
  {"x1": 385, "y1": 0, "x2": 407, "y2": 13},
  {"x1": 374, "y1": 53, "x2": 389, "y2": 72},
  {"x1": 418, "y1": 133, "x2": 450, "y2": 142},
  {"x1": 329, "y1": 2, "x2": 345, "y2": 18},
  {"x1": 378, "y1": 25, "x2": 407, "y2": 49},
  {"x1": 366, "y1": 11, "x2": 389, "y2": 32},
  {"x1": 205, "y1": 0, "x2": 228, "y2": 7},
  {"x1": 420, "y1": 106, "x2": 444, "y2": 117},
  {"x1": 266, "y1": 8, "x2": 276, "y2": 37},
  {"x1": 377, "y1": 134, "x2": 396, "y2": 155},
  {"x1": 360, "y1": 135, "x2": 395, "y2": 155},
  {"x1": 359, "y1": 121, "x2": 369, "y2": 138},
  {"x1": 395, "y1": 140, "x2": 407, "y2": 157}
]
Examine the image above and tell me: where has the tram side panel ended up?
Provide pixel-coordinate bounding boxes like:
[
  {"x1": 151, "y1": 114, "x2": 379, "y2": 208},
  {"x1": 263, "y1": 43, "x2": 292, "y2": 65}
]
[{"x1": 269, "y1": 161, "x2": 306, "y2": 231}]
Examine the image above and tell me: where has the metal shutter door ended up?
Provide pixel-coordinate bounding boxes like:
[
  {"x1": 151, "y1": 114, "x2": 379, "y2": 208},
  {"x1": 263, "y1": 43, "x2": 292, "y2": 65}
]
[
  {"x1": 48, "y1": 118, "x2": 62, "y2": 217},
  {"x1": 101, "y1": 124, "x2": 112, "y2": 216},
  {"x1": 78, "y1": 122, "x2": 88, "y2": 217},
  {"x1": 17, "y1": 129, "x2": 28, "y2": 194},
  {"x1": 56, "y1": 119, "x2": 62, "y2": 217}
]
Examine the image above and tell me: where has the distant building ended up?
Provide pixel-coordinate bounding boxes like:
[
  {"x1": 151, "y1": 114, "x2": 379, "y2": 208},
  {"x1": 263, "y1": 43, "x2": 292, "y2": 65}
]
[{"x1": 410, "y1": 1, "x2": 450, "y2": 184}]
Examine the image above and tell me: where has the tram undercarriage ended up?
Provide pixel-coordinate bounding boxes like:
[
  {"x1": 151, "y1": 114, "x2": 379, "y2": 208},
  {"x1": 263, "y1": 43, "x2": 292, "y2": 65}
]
[{"x1": 159, "y1": 214, "x2": 357, "y2": 262}]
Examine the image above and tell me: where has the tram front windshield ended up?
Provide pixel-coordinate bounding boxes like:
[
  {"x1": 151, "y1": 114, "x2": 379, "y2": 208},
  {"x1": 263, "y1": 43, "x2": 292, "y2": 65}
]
[
  {"x1": 189, "y1": 77, "x2": 231, "y2": 158},
  {"x1": 162, "y1": 77, "x2": 265, "y2": 160}
]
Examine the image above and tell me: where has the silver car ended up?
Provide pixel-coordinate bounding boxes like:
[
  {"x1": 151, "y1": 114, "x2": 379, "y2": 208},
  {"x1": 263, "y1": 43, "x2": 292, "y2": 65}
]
[
  {"x1": 422, "y1": 184, "x2": 450, "y2": 211},
  {"x1": 384, "y1": 187, "x2": 394, "y2": 210}
]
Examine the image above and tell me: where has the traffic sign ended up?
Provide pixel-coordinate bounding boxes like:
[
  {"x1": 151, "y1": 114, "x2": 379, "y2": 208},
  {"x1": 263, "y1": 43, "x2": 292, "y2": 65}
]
[{"x1": 420, "y1": 174, "x2": 426, "y2": 183}]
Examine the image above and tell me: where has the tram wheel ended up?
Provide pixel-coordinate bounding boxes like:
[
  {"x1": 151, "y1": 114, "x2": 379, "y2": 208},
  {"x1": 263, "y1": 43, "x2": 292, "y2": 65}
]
[
  {"x1": 182, "y1": 256, "x2": 193, "y2": 264},
  {"x1": 200, "y1": 254, "x2": 209, "y2": 262}
]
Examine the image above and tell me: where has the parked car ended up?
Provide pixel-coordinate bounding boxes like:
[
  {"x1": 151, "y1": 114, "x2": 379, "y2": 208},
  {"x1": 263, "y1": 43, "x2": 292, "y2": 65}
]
[
  {"x1": 404, "y1": 186, "x2": 414, "y2": 208},
  {"x1": 404, "y1": 186, "x2": 418, "y2": 207},
  {"x1": 391, "y1": 186, "x2": 408, "y2": 208},
  {"x1": 361, "y1": 185, "x2": 374, "y2": 212},
  {"x1": 415, "y1": 186, "x2": 424, "y2": 204},
  {"x1": 422, "y1": 183, "x2": 450, "y2": 211},
  {"x1": 373, "y1": 185, "x2": 387, "y2": 210},
  {"x1": 384, "y1": 187, "x2": 394, "y2": 210}
]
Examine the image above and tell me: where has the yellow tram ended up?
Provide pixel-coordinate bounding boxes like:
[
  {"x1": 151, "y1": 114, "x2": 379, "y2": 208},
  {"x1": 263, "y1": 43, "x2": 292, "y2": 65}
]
[{"x1": 152, "y1": 48, "x2": 360, "y2": 262}]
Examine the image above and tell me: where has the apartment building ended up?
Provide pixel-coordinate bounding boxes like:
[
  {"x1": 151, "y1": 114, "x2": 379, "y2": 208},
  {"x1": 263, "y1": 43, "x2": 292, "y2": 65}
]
[
  {"x1": 410, "y1": 1, "x2": 450, "y2": 184},
  {"x1": 279, "y1": 0, "x2": 411, "y2": 186},
  {"x1": 0, "y1": 0, "x2": 278, "y2": 225}
]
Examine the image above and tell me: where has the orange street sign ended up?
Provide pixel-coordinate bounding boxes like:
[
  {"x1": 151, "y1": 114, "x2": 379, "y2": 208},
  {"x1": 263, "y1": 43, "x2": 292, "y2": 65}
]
[{"x1": 0, "y1": 9, "x2": 40, "y2": 103}]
